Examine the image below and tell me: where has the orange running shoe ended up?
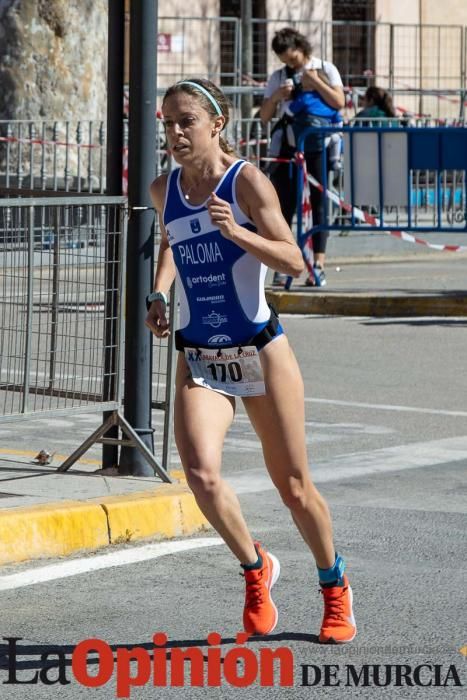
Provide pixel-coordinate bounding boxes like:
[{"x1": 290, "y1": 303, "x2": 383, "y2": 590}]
[
  {"x1": 242, "y1": 542, "x2": 280, "y2": 635},
  {"x1": 319, "y1": 574, "x2": 356, "y2": 644}
]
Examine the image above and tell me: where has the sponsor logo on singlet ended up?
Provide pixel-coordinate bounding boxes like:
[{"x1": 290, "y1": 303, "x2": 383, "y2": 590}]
[
  {"x1": 186, "y1": 272, "x2": 227, "y2": 288},
  {"x1": 179, "y1": 241, "x2": 223, "y2": 266},
  {"x1": 196, "y1": 295, "x2": 225, "y2": 304},
  {"x1": 208, "y1": 334, "x2": 232, "y2": 344},
  {"x1": 202, "y1": 311, "x2": 228, "y2": 328}
]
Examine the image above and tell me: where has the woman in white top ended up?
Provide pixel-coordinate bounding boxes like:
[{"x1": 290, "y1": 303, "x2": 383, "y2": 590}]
[{"x1": 260, "y1": 28, "x2": 345, "y2": 287}]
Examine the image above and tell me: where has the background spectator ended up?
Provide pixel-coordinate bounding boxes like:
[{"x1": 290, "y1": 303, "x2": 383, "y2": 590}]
[
  {"x1": 355, "y1": 86, "x2": 396, "y2": 120},
  {"x1": 260, "y1": 27, "x2": 345, "y2": 287}
]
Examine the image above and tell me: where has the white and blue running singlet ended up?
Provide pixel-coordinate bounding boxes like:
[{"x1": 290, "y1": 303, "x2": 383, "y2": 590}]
[{"x1": 163, "y1": 159, "x2": 284, "y2": 348}]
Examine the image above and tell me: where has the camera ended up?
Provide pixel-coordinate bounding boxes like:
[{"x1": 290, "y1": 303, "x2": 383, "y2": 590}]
[{"x1": 285, "y1": 67, "x2": 302, "y2": 98}]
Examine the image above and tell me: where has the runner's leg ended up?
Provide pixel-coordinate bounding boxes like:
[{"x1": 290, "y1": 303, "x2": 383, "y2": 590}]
[
  {"x1": 174, "y1": 353, "x2": 257, "y2": 565},
  {"x1": 242, "y1": 335, "x2": 335, "y2": 568}
]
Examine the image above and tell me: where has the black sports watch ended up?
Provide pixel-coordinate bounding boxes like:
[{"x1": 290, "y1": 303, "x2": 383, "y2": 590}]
[{"x1": 146, "y1": 291, "x2": 168, "y2": 310}]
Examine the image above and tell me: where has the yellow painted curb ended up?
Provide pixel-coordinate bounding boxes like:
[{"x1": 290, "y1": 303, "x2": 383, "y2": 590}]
[
  {"x1": 0, "y1": 447, "x2": 101, "y2": 465},
  {"x1": 0, "y1": 486, "x2": 208, "y2": 565},
  {"x1": 267, "y1": 291, "x2": 467, "y2": 317},
  {"x1": 97, "y1": 485, "x2": 209, "y2": 543},
  {"x1": 0, "y1": 501, "x2": 109, "y2": 565}
]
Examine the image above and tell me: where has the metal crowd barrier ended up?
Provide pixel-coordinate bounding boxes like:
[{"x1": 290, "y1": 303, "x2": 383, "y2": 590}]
[
  {"x1": 0, "y1": 118, "x2": 167, "y2": 195},
  {"x1": 0, "y1": 120, "x2": 106, "y2": 193},
  {"x1": 0, "y1": 196, "x2": 170, "y2": 479},
  {"x1": 2, "y1": 112, "x2": 466, "y2": 197},
  {"x1": 295, "y1": 125, "x2": 467, "y2": 249},
  {"x1": 0, "y1": 196, "x2": 123, "y2": 416}
]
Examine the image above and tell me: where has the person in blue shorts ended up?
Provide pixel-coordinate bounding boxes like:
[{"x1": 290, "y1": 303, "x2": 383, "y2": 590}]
[{"x1": 145, "y1": 78, "x2": 356, "y2": 644}]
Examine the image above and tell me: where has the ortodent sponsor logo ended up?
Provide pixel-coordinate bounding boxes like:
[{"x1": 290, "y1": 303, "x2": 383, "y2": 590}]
[{"x1": 186, "y1": 273, "x2": 227, "y2": 288}]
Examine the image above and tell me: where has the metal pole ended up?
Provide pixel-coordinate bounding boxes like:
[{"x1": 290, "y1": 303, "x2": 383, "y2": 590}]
[
  {"x1": 103, "y1": 0, "x2": 125, "y2": 469},
  {"x1": 241, "y1": 0, "x2": 253, "y2": 129},
  {"x1": 418, "y1": 1, "x2": 423, "y2": 118},
  {"x1": 389, "y1": 24, "x2": 394, "y2": 93},
  {"x1": 119, "y1": 0, "x2": 157, "y2": 475},
  {"x1": 22, "y1": 206, "x2": 34, "y2": 415}
]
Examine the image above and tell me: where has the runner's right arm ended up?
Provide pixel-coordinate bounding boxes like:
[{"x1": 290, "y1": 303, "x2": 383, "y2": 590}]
[{"x1": 144, "y1": 175, "x2": 176, "y2": 338}]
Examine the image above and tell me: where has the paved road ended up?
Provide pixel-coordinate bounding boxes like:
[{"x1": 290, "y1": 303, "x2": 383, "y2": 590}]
[{"x1": 0, "y1": 315, "x2": 466, "y2": 697}]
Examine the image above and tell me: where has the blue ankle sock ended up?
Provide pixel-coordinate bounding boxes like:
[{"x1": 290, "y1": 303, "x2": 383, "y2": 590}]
[
  {"x1": 318, "y1": 553, "x2": 345, "y2": 587},
  {"x1": 241, "y1": 545, "x2": 263, "y2": 570}
]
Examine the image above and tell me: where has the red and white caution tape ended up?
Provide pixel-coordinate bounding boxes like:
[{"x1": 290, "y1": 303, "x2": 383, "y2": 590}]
[
  {"x1": 295, "y1": 153, "x2": 315, "y2": 273},
  {"x1": 304, "y1": 166, "x2": 467, "y2": 253},
  {"x1": 0, "y1": 135, "x2": 99, "y2": 149}
]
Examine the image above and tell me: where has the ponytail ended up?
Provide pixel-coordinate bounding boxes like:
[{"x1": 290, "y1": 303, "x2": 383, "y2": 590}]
[
  {"x1": 219, "y1": 136, "x2": 236, "y2": 155},
  {"x1": 381, "y1": 92, "x2": 396, "y2": 118}
]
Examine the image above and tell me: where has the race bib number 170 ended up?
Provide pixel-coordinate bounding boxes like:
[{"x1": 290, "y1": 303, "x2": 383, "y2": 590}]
[{"x1": 184, "y1": 345, "x2": 266, "y2": 397}]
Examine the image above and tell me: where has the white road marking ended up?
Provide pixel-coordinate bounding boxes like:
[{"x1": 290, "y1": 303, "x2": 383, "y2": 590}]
[
  {"x1": 305, "y1": 397, "x2": 467, "y2": 418},
  {"x1": 226, "y1": 435, "x2": 467, "y2": 494},
  {"x1": 0, "y1": 537, "x2": 223, "y2": 592}
]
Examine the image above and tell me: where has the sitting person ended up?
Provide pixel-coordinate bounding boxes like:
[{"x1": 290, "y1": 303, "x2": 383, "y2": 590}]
[{"x1": 355, "y1": 86, "x2": 398, "y2": 124}]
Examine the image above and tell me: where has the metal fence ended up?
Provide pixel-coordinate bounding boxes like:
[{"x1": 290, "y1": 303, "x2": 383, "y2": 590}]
[
  {"x1": 292, "y1": 125, "x2": 467, "y2": 260},
  {"x1": 0, "y1": 196, "x2": 124, "y2": 415},
  {"x1": 2, "y1": 109, "x2": 466, "y2": 203},
  {"x1": 0, "y1": 120, "x2": 106, "y2": 194},
  {"x1": 157, "y1": 16, "x2": 240, "y2": 88},
  {"x1": 154, "y1": 17, "x2": 467, "y2": 97},
  {"x1": 0, "y1": 118, "x2": 167, "y2": 196},
  {"x1": 0, "y1": 196, "x2": 170, "y2": 478},
  {"x1": 154, "y1": 17, "x2": 467, "y2": 113}
]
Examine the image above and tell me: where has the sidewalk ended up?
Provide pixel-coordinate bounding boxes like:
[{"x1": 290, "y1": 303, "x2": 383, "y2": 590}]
[
  {"x1": 267, "y1": 241, "x2": 467, "y2": 316},
  {"x1": 1, "y1": 247, "x2": 466, "y2": 567}
]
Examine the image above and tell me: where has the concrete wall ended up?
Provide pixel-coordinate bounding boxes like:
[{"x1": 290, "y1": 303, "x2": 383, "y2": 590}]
[
  {"x1": 0, "y1": 0, "x2": 107, "y2": 120},
  {"x1": 374, "y1": 0, "x2": 467, "y2": 117}
]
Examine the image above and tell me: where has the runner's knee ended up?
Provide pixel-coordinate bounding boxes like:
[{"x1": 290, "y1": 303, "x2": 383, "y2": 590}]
[
  {"x1": 184, "y1": 462, "x2": 222, "y2": 498},
  {"x1": 277, "y1": 475, "x2": 314, "y2": 510}
]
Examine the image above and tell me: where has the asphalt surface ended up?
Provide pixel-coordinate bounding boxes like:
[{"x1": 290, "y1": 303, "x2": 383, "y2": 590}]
[{"x1": 0, "y1": 314, "x2": 466, "y2": 697}]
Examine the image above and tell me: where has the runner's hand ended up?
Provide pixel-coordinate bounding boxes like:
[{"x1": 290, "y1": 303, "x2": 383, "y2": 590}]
[
  {"x1": 207, "y1": 192, "x2": 238, "y2": 239},
  {"x1": 145, "y1": 301, "x2": 170, "y2": 338}
]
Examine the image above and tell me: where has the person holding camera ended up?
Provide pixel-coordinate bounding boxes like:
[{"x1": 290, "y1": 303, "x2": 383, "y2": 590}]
[{"x1": 260, "y1": 27, "x2": 345, "y2": 287}]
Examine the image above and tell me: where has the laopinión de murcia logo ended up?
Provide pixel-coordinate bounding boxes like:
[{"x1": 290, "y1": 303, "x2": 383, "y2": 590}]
[{"x1": 1, "y1": 635, "x2": 464, "y2": 696}]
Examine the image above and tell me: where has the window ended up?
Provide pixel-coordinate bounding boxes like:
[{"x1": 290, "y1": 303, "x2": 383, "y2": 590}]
[{"x1": 332, "y1": 0, "x2": 376, "y2": 86}]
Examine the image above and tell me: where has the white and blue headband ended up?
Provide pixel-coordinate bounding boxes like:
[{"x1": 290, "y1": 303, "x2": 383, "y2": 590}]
[{"x1": 176, "y1": 81, "x2": 223, "y2": 116}]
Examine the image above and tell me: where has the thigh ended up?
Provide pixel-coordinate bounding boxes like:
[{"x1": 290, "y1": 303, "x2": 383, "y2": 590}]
[
  {"x1": 242, "y1": 335, "x2": 309, "y2": 483},
  {"x1": 174, "y1": 353, "x2": 235, "y2": 472}
]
